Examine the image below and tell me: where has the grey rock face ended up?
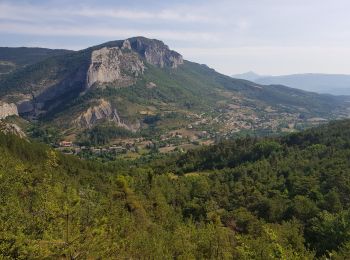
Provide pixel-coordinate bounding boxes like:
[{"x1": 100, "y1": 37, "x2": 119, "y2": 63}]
[
  {"x1": 0, "y1": 120, "x2": 26, "y2": 138},
  {"x1": 128, "y1": 37, "x2": 183, "y2": 68},
  {"x1": 146, "y1": 82, "x2": 157, "y2": 89},
  {"x1": 122, "y1": 39, "x2": 131, "y2": 50},
  {"x1": 74, "y1": 99, "x2": 134, "y2": 131},
  {"x1": 87, "y1": 46, "x2": 145, "y2": 88},
  {"x1": 0, "y1": 102, "x2": 18, "y2": 119}
]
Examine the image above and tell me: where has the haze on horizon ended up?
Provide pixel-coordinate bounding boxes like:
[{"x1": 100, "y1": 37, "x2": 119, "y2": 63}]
[{"x1": 1, "y1": 0, "x2": 350, "y2": 76}]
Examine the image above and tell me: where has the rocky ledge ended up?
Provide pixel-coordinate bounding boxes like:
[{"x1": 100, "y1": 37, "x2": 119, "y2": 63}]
[
  {"x1": 0, "y1": 121, "x2": 26, "y2": 138},
  {"x1": 127, "y1": 37, "x2": 184, "y2": 68},
  {"x1": 74, "y1": 99, "x2": 139, "y2": 131},
  {"x1": 0, "y1": 102, "x2": 18, "y2": 119}
]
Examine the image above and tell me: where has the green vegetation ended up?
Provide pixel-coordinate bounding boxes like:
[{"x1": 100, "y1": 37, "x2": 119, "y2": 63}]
[
  {"x1": 0, "y1": 47, "x2": 72, "y2": 67},
  {"x1": 0, "y1": 50, "x2": 89, "y2": 98},
  {"x1": 1, "y1": 41, "x2": 349, "y2": 143},
  {"x1": 2, "y1": 119, "x2": 350, "y2": 258},
  {"x1": 28, "y1": 124, "x2": 62, "y2": 144},
  {"x1": 78, "y1": 123, "x2": 136, "y2": 146},
  {"x1": 0, "y1": 47, "x2": 72, "y2": 80}
]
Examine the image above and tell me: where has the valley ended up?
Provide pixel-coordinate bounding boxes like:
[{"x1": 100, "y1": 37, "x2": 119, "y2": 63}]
[
  {"x1": 2, "y1": 116, "x2": 350, "y2": 258},
  {"x1": 2, "y1": 1, "x2": 350, "y2": 258},
  {"x1": 1, "y1": 37, "x2": 350, "y2": 160}
]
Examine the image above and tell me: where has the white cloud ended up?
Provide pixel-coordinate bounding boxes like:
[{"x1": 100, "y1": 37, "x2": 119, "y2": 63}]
[
  {"x1": 75, "y1": 7, "x2": 217, "y2": 23},
  {"x1": 2, "y1": 0, "x2": 350, "y2": 75},
  {"x1": 0, "y1": 2, "x2": 221, "y2": 24},
  {"x1": 0, "y1": 2, "x2": 71, "y2": 22},
  {"x1": 0, "y1": 22, "x2": 219, "y2": 43}
]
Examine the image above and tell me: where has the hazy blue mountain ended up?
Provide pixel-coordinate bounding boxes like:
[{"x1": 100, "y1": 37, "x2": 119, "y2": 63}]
[
  {"x1": 232, "y1": 72, "x2": 350, "y2": 95},
  {"x1": 231, "y1": 71, "x2": 262, "y2": 81}
]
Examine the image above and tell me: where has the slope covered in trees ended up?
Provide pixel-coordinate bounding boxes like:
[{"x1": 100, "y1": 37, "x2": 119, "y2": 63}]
[
  {"x1": 2, "y1": 120, "x2": 350, "y2": 258},
  {"x1": 0, "y1": 47, "x2": 73, "y2": 76}
]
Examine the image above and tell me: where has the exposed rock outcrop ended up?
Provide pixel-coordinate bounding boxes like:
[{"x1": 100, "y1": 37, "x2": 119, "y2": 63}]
[
  {"x1": 122, "y1": 39, "x2": 131, "y2": 50},
  {"x1": 128, "y1": 37, "x2": 183, "y2": 68},
  {"x1": 146, "y1": 82, "x2": 157, "y2": 89},
  {"x1": 87, "y1": 46, "x2": 145, "y2": 88},
  {"x1": 0, "y1": 120, "x2": 26, "y2": 138},
  {"x1": 74, "y1": 99, "x2": 136, "y2": 131},
  {"x1": 86, "y1": 37, "x2": 183, "y2": 88},
  {"x1": 0, "y1": 102, "x2": 18, "y2": 119}
]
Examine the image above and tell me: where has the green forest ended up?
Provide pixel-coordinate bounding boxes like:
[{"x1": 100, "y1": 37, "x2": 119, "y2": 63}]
[{"x1": 1, "y1": 120, "x2": 350, "y2": 259}]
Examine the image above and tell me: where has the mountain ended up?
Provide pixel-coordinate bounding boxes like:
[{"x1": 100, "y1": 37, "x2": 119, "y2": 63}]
[
  {"x1": 231, "y1": 71, "x2": 262, "y2": 81},
  {"x1": 233, "y1": 72, "x2": 350, "y2": 95},
  {"x1": 1, "y1": 119, "x2": 350, "y2": 258},
  {"x1": 1, "y1": 37, "x2": 350, "y2": 148},
  {"x1": 0, "y1": 47, "x2": 73, "y2": 76}
]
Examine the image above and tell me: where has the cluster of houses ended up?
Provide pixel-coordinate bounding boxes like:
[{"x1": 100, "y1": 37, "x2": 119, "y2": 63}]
[
  {"x1": 55, "y1": 125, "x2": 214, "y2": 157},
  {"x1": 57, "y1": 141, "x2": 132, "y2": 155}
]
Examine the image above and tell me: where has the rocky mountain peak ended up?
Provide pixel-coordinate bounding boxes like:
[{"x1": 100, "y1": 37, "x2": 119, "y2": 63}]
[
  {"x1": 126, "y1": 37, "x2": 183, "y2": 68},
  {"x1": 86, "y1": 37, "x2": 183, "y2": 88}
]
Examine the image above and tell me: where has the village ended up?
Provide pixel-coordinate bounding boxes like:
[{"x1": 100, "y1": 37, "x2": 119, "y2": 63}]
[
  {"x1": 55, "y1": 128, "x2": 212, "y2": 159},
  {"x1": 54, "y1": 96, "x2": 333, "y2": 159}
]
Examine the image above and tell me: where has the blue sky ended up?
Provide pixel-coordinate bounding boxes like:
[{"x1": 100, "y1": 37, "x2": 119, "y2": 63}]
[{"x1": 1, "y1": 0, "x2": 350, "y2": 75}]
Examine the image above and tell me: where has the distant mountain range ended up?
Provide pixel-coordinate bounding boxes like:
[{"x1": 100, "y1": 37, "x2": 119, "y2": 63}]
[
  {"x1": 232, "y1": 71, "x2": 350, "y2": 95},
  {"x1": 1, "y1": 38, "x2": 350, "y2": 146}
]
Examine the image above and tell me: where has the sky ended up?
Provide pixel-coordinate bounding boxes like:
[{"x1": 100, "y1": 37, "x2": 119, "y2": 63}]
[{"x1": 1, "y1": 0, "x2": 350, "y2": 76}]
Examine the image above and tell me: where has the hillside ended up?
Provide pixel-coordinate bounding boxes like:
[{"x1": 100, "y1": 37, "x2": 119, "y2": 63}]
[
  {"x1": 1, "y1": 119, "x2": 350, "y2": 258},
  {"x1": 233, "y1": 72, "x2": 350, "y2": 95},
  {"x1": 0, "y1": 47, "x2": 73, "y2": 76},
  {"x1": 0, "y1": 37, "x2": 350, "y2": 151}
]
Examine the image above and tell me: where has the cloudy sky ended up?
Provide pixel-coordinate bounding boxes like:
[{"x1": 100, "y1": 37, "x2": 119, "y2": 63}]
[{"x1": 1, "y1": 0, "x2": 350, "y2": 76}]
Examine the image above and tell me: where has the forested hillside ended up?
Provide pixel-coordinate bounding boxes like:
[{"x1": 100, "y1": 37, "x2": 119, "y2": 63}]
[
  {"x1": 0, "y1": 47, "x2": 73, "y2": 76},
  {"x1": 1, "y1": 120, "x2": 350, "y2": 258}
]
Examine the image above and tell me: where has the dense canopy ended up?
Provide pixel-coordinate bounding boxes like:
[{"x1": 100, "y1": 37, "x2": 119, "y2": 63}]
[{"x1": 1, "y1": 120, "x2": 350, "y2": 258}]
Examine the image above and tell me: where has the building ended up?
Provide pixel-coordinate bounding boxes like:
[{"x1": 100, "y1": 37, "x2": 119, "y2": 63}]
[{"x1": 59, "y1": 141, "x2": 72, "y2": 147}]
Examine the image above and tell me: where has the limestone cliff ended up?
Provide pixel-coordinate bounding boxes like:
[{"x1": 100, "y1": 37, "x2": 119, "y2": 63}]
[
  {"x1": 86, "y1": 37, "x2": 183, "y2": 88},
  {"x1": 127, "y1": 37, "x2": 183, "y2": 68},
  {"x1": 87, "y1": 46, "x2": 145, "y2": 88},
  {"x1": 74, "y1": 99, "x2": 137, "y2": 131},
  {"x1": 0, "y1": 102, "x2": 18, "y2": 119}
]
